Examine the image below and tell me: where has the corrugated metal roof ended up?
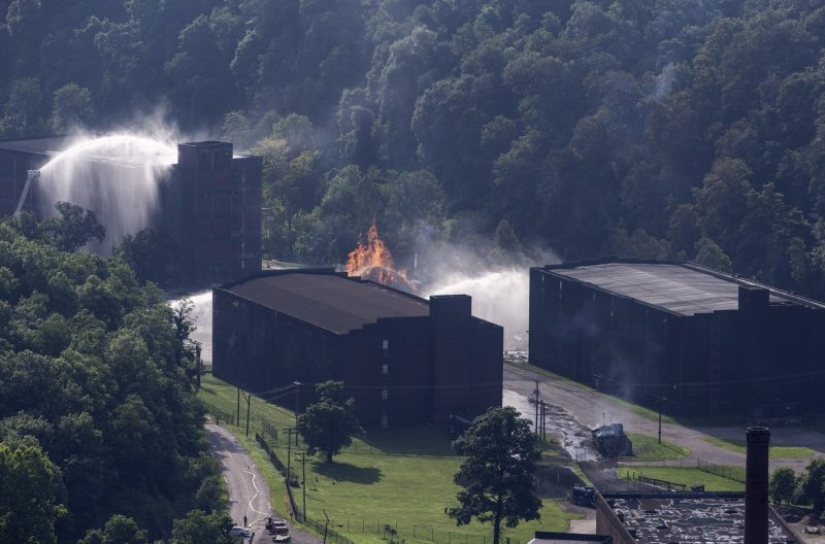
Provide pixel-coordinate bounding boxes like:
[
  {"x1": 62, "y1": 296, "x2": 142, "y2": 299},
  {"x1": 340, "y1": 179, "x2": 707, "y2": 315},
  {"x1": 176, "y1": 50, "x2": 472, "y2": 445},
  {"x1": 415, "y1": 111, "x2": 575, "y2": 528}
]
[
  {"x1": 223, "y1": 271, "x2": 429, "y2": 334},
  {"x1": 544, "y1": 262, "x2": 820, "y2": 316}
]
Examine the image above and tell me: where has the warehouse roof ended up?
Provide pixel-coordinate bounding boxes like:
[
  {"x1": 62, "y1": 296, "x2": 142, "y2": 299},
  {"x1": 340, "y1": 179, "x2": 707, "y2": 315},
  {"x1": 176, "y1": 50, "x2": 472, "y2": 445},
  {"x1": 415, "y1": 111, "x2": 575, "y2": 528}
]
[
  {"x1": 220, "y1": 270, "x2": 430, "y2": 334},
  {"x1": 0, "y1": 135, "x2": 73, "y2": 156},
  {"x1": 538, "y1": 261, "x2": 825, "y2": 316}
]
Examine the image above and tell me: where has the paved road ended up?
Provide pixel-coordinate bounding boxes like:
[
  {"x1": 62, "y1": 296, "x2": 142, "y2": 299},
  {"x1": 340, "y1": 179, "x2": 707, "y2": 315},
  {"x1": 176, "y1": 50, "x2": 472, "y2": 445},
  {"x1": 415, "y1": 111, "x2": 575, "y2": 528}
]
[
  {"x1": 503, "y1": 357, "x2": 825, "y2": 473},
  {"x1": 206, "y1": 422, "x2": 325, "y2": 544},
  {"x1": 206, "y1": 422, "x2": 273, "y2": 540}
]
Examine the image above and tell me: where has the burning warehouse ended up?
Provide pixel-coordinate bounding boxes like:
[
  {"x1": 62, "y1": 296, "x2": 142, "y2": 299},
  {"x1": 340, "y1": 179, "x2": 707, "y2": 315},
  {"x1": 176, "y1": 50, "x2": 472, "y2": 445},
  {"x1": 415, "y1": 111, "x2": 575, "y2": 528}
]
[
  {"x1": 212, "y1": 268, "x2": 503, "y2": 428},
  {"x1": 529, "y1": 260, "x2": 825, "y2": 418}
]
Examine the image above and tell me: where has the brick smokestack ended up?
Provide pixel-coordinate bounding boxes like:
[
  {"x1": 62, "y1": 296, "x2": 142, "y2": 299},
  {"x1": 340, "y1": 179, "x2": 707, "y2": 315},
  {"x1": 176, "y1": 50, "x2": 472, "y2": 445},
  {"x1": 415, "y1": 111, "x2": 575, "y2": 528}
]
[{"x1": 745, "y1": 426, "x2": 770, "y2": 544}]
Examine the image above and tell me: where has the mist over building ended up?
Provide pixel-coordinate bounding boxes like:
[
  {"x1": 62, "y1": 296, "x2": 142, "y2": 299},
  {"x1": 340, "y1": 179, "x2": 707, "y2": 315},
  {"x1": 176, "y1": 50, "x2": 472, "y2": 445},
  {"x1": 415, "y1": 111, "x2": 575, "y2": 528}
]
[{"x1": 0, "y1": 136, "x2": 262, "y2": 288}]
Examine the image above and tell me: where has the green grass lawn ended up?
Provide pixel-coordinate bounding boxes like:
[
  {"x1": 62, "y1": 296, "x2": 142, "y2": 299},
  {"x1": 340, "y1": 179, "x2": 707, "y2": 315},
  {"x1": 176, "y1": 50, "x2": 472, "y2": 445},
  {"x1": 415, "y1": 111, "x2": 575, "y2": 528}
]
[
  {"x1": 617, "y1": 466, "x2": 745, "y2": 492},
  {"x1": 702, "y1": 436, "x2": 815, "y2": 459},
  {"x1": 199, "y1": 375, "x2": 576, "y2": 544},
  {"x1": 624, "y1": 433, "x2": 689, "y2": 462}
]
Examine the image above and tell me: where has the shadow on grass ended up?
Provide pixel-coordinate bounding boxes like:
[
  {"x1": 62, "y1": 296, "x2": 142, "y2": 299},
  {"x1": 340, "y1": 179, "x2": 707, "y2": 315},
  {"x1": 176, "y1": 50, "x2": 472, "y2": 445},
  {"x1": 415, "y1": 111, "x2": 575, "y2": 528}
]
[
  {"x1": 354, "y1": 426, "x2": 456, "y2": 456},
  {"x1": 313, "y1": 460, "x2": 383, "y2": 484}
]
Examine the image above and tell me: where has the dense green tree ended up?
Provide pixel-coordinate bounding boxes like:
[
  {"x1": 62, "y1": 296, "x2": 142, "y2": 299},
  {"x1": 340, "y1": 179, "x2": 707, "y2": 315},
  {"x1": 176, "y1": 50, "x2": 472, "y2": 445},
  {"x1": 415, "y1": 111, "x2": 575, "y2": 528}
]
[
  {"x1": 800, "y1": 458, "x2": 825, "y2": 513},
  {"x1": 693, "y1": 237, "x2": 733, "y2": 272},
  {"x1": 77, "y1": 514, "x2": 148, "y2": 544},
  {"x1": 5, "y1": 0, "x2": 43, "y2": 73},
  {"x1": 42, "y1": 201, "x2": 105, "y2": 253},
  {"x1": 0, "y1": 442, "x2": 66, "y2": 544},
  {"x1": 0, "y1": 77, "x2": 45, "y2": 137},
  {"x1": 165, "y1": 14, "x2": 236, "y2": 128},
  {"x1": 113, "y1": 228, "x2": 176, "y2": 287},
  {"x1": 170, "y1": 509, "x2": 234, "y2": 544},
  {"x1": 0, "y1": 212, "x2": 211, "y2": 542},
  {"x1": 311, "y1": 166, "x2": 387, "y2": 262},
  {"x1": 770, "y1": 467, "x2": 797, "y2": 505},
  {"x1": 297, "y1": 380, "x2": 364, "y2": 463},
  {"x1": 51, "y1": 82, "x2": 93, "y2": 132},
  {"x1": 446, "y1": 406, "x2": 542, "y2": 544}
]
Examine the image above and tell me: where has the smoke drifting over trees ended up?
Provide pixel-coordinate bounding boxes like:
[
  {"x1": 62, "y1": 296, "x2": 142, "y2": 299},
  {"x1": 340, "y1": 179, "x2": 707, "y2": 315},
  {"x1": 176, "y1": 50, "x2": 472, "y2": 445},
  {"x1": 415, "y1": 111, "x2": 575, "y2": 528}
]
[{"x1": 2, "y1": 0, "x2": 825, "y2": 299}]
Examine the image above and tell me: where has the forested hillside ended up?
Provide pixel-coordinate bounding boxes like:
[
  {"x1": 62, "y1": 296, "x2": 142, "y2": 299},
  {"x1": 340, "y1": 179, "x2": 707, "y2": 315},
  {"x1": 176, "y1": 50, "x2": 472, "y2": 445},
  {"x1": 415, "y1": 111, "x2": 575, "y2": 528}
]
[
  {"x1": 2, "y1": 0, "x2": 825, "y2": 297},
  {"x1": 0, "y1": 208, "x2": 231, "y2": 542}
]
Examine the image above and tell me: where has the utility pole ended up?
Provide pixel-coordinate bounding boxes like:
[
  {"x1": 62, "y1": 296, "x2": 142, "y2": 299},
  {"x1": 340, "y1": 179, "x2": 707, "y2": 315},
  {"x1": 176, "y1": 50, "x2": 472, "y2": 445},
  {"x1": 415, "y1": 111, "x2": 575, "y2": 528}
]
[
  {"x1": 236, "y1": 386, "x2": 241, "y2": 426},
  {"x1": 297, "y1": 452, "x2": 307, "y2": 521},
  {"x1": 658, "y1": 395, "x2": 663, "y2": 444},
  {"x1": 294, "y1": 381, "x2": 301, "y2": 446},
  {"x1": 195, "y1": 344, "x2": 201, "y2": 389},
  {"x1": 534, "y1": 380, "x2": 540, "y2": 435},
  {"x1": 246, "y1": 391, "x2": 251, "y2": 437},
  {"x1": 285, "y1": 428, "x2": 295, "y2": 484},
  {"x1": 540, "y1": 400, "x2": 546, "y2": 440}
]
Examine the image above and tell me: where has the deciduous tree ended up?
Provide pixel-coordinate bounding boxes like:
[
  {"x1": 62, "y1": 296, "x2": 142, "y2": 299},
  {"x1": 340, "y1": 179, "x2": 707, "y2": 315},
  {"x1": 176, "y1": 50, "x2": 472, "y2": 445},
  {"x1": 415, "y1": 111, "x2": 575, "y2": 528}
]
[
  {"x1": 0, "y1": 442, "x2": 66, "y2": 544},
  {"x1": 770, "y1": 467, "x2": 797, "y2": 505},
  {"x1": 800, "y1": 458, "x2": 825, "y2": 513},
  {"x1": 42, "y1": 201, "x2": 105, "y2": 253},
  {"x1": 446, "y1": 406, "x2": 542, "y2": 544},
  {"x1": 297, "y1": 381, "x2": 364, "y2": 463}
]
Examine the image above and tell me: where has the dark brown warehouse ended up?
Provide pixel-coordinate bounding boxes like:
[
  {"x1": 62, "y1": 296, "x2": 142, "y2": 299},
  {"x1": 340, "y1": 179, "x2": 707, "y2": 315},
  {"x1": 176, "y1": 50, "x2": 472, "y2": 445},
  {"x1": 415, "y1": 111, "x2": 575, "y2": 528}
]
[
  {"x1": 0, "y1": 136, "x2": 262, "y2": 288},
  {"x1": 212, "y1": 268, "x2": 504, "y2": 428},
  {"x1": 529, "y1": 260, "x2": 825, "y2": 418}
]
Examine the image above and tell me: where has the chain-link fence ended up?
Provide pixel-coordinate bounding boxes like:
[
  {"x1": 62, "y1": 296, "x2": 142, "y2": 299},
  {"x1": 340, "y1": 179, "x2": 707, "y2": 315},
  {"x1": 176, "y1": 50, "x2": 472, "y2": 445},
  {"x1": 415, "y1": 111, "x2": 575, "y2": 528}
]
[
  {"x1": 696, "y1": 459, "x2": 746, "y2": 483},
  {"x1": 311, "y1": 518, "x2": 493, "y2": 544}
]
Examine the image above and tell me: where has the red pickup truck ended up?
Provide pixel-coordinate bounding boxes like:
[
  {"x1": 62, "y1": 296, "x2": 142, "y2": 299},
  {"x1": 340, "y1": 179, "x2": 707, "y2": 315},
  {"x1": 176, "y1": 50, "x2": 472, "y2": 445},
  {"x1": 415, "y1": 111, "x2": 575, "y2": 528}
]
[{"x1": 266, "y1": 518, "x2": 291, "y2": 543}]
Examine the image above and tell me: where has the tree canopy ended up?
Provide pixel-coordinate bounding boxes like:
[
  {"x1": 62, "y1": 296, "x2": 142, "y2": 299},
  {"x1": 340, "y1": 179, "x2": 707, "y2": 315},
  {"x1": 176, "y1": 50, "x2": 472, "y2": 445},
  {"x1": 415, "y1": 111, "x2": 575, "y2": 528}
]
[
  {"x1": 447, "y1": 406, "x2": 542, "y2": 544},
  {"x1": 769, "y1": 466, "x2": 797, "y2": 506},
  {"x1": 297, "y1": 380, "x2": 364, "y2": 463},
  {"x1": 0, "y1": 208, "x2": 224, "y2": 543},
  {"x1": 3, "y1": 1, "x2": 825, "y2": 298}
]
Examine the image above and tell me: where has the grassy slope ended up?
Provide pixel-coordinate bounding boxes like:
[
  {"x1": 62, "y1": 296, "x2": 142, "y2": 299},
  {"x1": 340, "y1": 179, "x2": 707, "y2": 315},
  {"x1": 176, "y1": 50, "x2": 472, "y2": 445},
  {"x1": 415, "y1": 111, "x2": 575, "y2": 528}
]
[
  {"x1": 617, "y1": 466, "x2": 745, "y2": 492},
  {"x1": 702, "y1": 436, "x2": 815, "y2": 459},
  {"x1": 199, "y1": 375, "x2": 573, "y2": 544},
  {"x1": 624, "y1": 433, "x2": 689, "y2": 462}
]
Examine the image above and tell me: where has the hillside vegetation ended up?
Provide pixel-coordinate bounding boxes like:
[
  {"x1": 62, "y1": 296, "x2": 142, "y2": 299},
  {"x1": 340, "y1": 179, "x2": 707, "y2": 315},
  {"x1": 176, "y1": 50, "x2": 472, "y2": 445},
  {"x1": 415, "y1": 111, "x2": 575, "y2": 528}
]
[
  {"x1": 2, "y1": 0, "x2": 825, "y2": 296},
  {"x1": 0, "y1": 211, "x2": 226, "y2": 543}
]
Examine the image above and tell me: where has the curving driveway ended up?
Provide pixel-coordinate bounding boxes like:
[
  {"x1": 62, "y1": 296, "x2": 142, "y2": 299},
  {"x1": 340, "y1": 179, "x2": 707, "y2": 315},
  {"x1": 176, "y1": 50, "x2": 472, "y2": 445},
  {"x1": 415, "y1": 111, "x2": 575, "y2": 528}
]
[
  {"x1": 206, "y1": 422, "x2": 273, "y2": 541},
  {"x1": 206, "y1": 421, "x2": 325, "y2": 544}
]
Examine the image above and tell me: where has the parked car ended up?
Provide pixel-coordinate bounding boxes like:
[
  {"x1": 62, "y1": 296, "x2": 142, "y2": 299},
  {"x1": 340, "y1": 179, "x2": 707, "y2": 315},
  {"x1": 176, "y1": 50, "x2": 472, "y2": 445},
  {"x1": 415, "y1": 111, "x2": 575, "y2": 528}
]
[{"x1": 230, "y1": 526, "x2": 252, "y2": 538}]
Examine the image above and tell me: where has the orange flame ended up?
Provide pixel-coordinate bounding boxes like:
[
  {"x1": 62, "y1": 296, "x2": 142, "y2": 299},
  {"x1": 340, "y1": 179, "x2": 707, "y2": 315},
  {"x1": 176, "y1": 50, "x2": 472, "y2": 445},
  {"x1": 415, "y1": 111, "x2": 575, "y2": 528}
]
[{"x1": 345, "y1": 220, "x2": 416, "y2": 291}]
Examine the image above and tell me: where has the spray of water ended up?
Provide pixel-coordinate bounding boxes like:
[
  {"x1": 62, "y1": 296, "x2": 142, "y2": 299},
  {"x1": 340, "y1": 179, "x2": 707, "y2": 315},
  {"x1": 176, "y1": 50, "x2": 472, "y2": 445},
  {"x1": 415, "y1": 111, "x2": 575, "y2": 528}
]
[
  {"x1": 23, "y1": 133, "x2": 178, "y2": 253},
  {"x1": 423, "y1": 268, "x2": 530, "y2": 351},
  {"x1": 170, "y1": 290, "x2": 214, "y2": 364}
]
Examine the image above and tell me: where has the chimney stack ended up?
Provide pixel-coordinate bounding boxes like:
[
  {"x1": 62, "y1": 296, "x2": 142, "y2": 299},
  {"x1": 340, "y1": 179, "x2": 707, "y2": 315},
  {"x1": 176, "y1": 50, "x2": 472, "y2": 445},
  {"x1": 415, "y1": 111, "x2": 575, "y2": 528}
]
[{"x1": 745, "y1": 426, "x2": 770, "y2": 544}]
